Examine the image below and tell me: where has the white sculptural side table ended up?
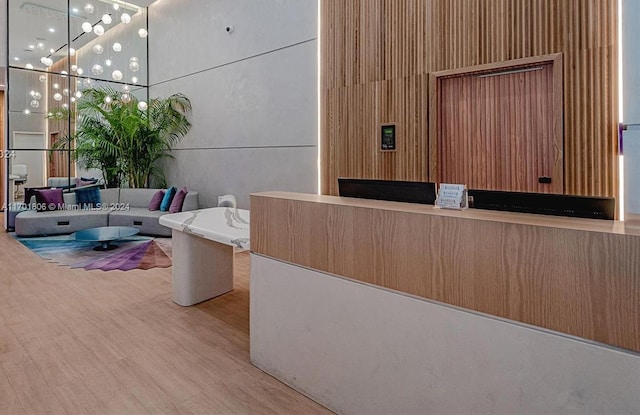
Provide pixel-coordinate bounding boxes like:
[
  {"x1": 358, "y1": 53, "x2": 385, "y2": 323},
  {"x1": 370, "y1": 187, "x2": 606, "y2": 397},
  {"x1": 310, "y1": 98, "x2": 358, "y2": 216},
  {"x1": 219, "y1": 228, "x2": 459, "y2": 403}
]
[{"x1": 159, "y1": 207, "x2": 250, "y2": 306}]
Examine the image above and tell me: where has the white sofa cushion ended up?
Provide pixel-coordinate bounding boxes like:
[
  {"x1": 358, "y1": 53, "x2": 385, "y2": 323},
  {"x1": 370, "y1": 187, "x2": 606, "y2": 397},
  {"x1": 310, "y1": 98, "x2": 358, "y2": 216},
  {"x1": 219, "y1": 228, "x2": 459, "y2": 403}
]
[
  {"x1": 15, "y1": 188, "x2": 199, "y2": 237},
  {"x1": 108, "y1": 208, "x2": 170, "y2": 237},
  {"x1": 15, "y1": 209, "x2": 109, "y2": 236}
]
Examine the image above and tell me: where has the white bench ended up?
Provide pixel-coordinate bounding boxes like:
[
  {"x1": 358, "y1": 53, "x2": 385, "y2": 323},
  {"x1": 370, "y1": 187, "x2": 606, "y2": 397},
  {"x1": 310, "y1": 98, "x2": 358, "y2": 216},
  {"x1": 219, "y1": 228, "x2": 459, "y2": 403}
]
[{"x1": 159, "y1": 207, "x2": 250, "y2": 306}]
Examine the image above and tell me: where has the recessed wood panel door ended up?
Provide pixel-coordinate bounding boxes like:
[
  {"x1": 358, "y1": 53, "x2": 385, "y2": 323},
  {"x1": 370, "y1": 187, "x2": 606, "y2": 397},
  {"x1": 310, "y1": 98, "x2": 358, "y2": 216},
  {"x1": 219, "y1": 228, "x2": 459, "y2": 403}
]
[{"x1": 436, "y1": 61, "x2": 562, "y2": 193}]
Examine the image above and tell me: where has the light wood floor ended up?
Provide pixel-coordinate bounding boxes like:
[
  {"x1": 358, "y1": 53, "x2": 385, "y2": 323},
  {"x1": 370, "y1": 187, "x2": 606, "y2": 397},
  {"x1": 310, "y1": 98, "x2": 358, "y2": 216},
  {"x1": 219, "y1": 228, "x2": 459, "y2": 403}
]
[{"x1": 0, "y1": 232, "x2": 333, "y2": 415}]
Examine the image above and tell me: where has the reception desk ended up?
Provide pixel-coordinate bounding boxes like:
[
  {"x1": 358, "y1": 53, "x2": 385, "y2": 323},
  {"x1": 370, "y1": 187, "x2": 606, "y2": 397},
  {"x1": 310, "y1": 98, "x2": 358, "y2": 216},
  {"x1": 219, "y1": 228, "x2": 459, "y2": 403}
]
[{"x1": 249, "y1": 191, "x2": 640, "y2": 414}]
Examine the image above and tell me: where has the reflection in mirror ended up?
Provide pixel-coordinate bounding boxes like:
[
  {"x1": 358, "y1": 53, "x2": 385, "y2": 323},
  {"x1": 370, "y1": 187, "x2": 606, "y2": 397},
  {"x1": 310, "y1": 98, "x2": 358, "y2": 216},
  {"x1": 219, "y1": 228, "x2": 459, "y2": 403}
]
[
  {"x1": 8, "y1": 0, "x2": 70, "y2": 75},
  {"x1": 71, "y1": 1, "x2": 148, "y2": 85},
  {"x1": 6, "y1": 0, "x2": 149, "y2": 230},
  {"x1": 9, "y1": 146, "x2": 47, "y2": 198}
]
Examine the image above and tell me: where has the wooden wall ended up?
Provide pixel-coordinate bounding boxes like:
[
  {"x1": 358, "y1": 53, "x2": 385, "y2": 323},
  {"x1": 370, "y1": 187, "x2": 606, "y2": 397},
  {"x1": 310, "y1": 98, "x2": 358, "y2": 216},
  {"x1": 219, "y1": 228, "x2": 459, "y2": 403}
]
[{"x1": 320, "y1": 0, "x2": 618, "y2": 198}]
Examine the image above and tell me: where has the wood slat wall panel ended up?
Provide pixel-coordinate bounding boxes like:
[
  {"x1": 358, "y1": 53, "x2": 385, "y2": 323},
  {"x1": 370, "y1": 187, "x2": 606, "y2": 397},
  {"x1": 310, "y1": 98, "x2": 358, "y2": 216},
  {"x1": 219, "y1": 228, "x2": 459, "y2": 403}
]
[
  {"x1": 321, "y1": 0, "x2": 618, "y2": 199},
  {"x1": 251, "y1": 192, "x2": 640, "y2": 352}
]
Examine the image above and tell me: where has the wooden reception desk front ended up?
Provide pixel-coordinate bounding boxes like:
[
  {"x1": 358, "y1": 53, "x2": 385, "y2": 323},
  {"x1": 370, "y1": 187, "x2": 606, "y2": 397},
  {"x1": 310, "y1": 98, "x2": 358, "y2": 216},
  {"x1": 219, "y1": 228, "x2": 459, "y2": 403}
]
[{"x1": 251, "y1": 191, "x2": 640, "y2": 353}]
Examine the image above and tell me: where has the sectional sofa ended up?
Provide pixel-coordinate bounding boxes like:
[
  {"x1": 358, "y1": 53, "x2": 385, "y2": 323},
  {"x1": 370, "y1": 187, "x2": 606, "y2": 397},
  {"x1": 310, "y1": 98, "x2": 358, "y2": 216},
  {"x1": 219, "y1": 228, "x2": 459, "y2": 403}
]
[{"x1": 15, "y1": 188, "x2": 199, "y2": 237}]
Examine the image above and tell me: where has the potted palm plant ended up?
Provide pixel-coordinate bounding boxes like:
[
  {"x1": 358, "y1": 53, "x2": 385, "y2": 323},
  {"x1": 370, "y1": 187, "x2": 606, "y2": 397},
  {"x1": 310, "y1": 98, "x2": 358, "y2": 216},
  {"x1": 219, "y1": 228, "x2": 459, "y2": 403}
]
[{"x1": 56, "y1": 87, "x2": 192, "y2": 188}]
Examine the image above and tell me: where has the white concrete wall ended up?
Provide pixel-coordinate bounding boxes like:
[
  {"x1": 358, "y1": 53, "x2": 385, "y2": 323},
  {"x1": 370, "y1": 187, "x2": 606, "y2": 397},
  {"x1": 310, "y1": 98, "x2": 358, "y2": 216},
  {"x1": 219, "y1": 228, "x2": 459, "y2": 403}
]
[
  {"x1": 148, "y1": 0, "x2": 318, "y2": 209},
  {"x1": 251, "y1": 254, "x2": 640, "y2": 415},
  {"x1": 0, "y1": 0, "x2": 6, "y2": 70},
  {"x1": 622, "y1": 0, "x2": 640, "y2": 215},
  {"x1": 623, "y1": 128, "x2": 640, "y2": 214}
]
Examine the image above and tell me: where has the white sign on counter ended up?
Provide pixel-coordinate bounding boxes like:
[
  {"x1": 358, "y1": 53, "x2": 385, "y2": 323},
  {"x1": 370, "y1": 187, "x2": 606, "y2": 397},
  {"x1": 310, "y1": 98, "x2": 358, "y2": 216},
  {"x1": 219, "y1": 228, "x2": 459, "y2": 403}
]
[{"x1": 436, "y1": 183, "x2": 468, "y2": 210}]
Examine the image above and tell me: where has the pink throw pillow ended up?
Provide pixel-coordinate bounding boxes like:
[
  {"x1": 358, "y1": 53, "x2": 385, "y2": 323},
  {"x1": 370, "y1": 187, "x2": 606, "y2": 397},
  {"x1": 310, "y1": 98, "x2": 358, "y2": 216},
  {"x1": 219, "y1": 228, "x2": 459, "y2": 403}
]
[{"x1": 148, "y1": 189, "x2": 165, "y2": 211}]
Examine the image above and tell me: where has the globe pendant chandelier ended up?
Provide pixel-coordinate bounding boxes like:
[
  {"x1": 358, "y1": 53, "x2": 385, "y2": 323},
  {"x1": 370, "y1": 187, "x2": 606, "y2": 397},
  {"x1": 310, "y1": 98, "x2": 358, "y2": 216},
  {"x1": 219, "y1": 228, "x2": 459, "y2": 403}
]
[{"x1": 18, "y1": 1, "x2": 149, "y2": 115}]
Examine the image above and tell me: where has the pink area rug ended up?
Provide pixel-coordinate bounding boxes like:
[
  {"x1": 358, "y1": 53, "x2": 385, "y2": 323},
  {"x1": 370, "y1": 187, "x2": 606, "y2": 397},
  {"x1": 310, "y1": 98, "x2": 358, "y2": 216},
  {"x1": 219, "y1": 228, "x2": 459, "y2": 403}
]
[{"x1": 14, "y1": 234, "x2": 172, "y2": 272}]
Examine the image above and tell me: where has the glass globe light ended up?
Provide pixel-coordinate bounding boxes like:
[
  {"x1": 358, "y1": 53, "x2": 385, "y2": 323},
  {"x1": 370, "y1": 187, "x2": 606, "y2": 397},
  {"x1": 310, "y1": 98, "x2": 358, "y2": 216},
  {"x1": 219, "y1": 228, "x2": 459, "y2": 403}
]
[
  {"x1": 61, "y1": 70, "x2": 68, "y2": 78},
  {"x1": 137, "y1": 101, "x2": 148, "y2": 111},
  {"x1": 75, "y1": 91, "x2": 83, "y2": 98},
  {"x1": 25, "y1": 63, "x2": 33, "y2": 69},
  {"x1": 129, "y1": 56, "x2": 138, "y2": 62},
  {"x1": 33, "y1": 91, "x2": 42, "y2": 100},
  {"x1": 63, "y1": 88, "x2": 70, "y2": 96},
  {"x1": 38, "y1": 75, "x2": 46, "y2": 82},
  {"x1": 30, "y1": 90, "x2": 36, "y2": 97},
  {"x1": 53, "y1": 93, "x2": 63, "y2": 101},
  {"x1": 94, "y1": 24, "x2": 105, "y2": 36},
  {"x1": 62, "y1": 103, "x2": 69, "y2": 109},
  {"x1": 131, "y1": 76, "x2": 138, "y2": 84},
  {"x1": 104, "y1": 96, "x2": 112, "y2": 104},
  {"x1": 102, "y1": 14, "x2": 112, "y2": 24},
  {"x1": 71, "y1": 64, "x2": 78, "y2": 72},
  {"x1": 138, "y1": 28, "x2": 148, "y2": 38},
  {"x1": 105, "y1": 59, "x2": 112, "y2": 67},
  {"x1": 121, "y1": 93, "x2": 131, "y2": 103},
  {"x1": 129, "y1": 61, "x2": 140, "y2": 72},
  {"x1": 113, "y1": 3, "x2": 120, "y2": 10},
  {"x1": 23, "y1": 109, "x2": 31, "y2": 115},
  {"x1": 112, "y1": 70, "x2": 123, "y2": 81},
  {"x1": 40, "y1": 57, "x2": 53, "y2": 66},
  {"x1": 91, "y1": 64, "x2": 104, "y2": 75},
  {"x1": 84, "y1": 3, "x2": 94, "y2": 13},
  {"x1": 93, "y1": 44, "x2": 104, "y2": 54},
  {"x1": 30, "y1": 99, "x2": 39, "y2": 108},
  {"x1": 70, "y1": 97, "x2": 76, "y2": 103},
  {"x1": 77, "y1": 67, "x2": 84, "y2": 75},
  {"x1": 122, "y1": 84, "x2": 130, "y2": 92},
  {"x1": 82, "y1": 22, "x2": 92, "y2": 33},
  {"x1": 37, "y1": 42, "x2": 45, "y2": 50},
  {"x1": 112, "y1": 42, "x2": 122, "y2": 52},
  {"x1": 53, "y1": 83, "x2": 59, "y2": 90},
  {"x1": 69, "y1": 47, "x2": 76, "y2": 56},
  {"x1": 121, "y1": 13, "x2": 131, "y2": 24},
  {"x1": 83, "y1": 78, "x2": 93, "y2": 87}
]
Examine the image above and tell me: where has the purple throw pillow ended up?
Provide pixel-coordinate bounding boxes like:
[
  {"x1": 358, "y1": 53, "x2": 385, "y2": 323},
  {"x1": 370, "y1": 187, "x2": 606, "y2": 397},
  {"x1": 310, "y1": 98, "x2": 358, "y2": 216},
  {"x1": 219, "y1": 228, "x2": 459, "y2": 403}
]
[
  {"x1": 148, "y1": 189, "x2": 165, "y2": 211},
  {"x1": 169, "y1": 187, "x2": 188, "y2": 213},
  {"x1": 35, "y1": 188, "x2": 64, "y2": 212},
  {"x1": 149, "y1": 189, "x2": 164, "y2": 210}
]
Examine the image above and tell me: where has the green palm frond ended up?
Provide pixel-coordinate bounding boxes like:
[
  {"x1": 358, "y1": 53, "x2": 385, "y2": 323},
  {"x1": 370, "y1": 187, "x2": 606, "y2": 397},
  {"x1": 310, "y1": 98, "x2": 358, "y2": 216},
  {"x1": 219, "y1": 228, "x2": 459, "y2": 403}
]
[{"x1": 73, "y1": 87, "x2": 192, "y2": 188}]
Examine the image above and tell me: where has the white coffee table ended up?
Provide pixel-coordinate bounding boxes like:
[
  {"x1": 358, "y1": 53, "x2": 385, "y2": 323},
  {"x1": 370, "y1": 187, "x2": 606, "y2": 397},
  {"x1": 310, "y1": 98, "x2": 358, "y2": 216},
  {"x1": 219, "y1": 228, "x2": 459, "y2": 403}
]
[{"x1": 159, "y1": 207, "x2": 249, "y2": 306}]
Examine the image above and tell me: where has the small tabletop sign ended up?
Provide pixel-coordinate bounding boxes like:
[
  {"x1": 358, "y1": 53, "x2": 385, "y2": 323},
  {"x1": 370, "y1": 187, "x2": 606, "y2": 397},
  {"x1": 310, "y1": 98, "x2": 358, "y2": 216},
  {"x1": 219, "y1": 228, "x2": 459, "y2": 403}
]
[{"x1": 436, "y1": 183, "x2": 468, "y2": 210}]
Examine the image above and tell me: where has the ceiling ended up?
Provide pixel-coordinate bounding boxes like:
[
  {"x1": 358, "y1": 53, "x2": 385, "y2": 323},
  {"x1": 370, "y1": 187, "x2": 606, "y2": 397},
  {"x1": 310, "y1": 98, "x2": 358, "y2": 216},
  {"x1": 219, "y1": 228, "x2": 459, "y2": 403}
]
[{"x1": 7, "y1": 0, "x2": 156, "y2": 70}]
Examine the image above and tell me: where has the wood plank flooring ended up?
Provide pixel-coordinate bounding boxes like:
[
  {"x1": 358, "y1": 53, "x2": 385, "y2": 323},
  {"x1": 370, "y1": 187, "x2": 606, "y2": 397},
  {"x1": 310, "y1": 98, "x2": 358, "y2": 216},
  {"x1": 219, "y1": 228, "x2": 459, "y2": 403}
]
[{"x1": 0, "y1": 232, "x2": 333, "y2": 415}]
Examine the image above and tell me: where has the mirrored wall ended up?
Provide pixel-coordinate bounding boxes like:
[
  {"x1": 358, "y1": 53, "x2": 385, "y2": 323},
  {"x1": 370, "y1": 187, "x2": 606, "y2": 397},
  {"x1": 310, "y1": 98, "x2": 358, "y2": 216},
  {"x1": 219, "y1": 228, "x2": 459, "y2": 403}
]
[{"x1": 5, "y1": 0, "x2": 148, "y2": 229}]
